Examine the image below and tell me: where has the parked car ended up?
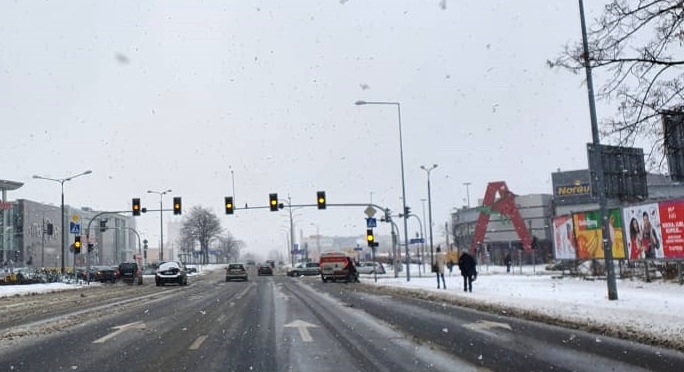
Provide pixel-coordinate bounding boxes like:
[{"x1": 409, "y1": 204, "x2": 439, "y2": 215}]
[
  {"x1": 155, "y1": 261, "x2": 188, "y2": 286},
  {"x1": 118, "y1": 262, "x2": 143, "y2": 285},
  {"x1": 94, "y1": 266, "x2": 118, "y2": 283},
  {"x1": 257, "y1": 264, "x2": 273, "y2": 276},
  {"x1": 225, "y1": 263, "x2": 248, "y2": 281},
  {"x1": 356, "y1": 261, "x2": 385, "y2": 275},
  {"x1": 286, "y1": 262, "x2": 320, "y2": 277}
]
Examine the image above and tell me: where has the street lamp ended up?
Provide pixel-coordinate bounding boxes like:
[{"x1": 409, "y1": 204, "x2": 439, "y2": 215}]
[
  {"x1": 420, "y1": 164, "x2": 438, "y2": 266},
  {"x1": 147, "y1": 189, "x2": 172, "y2": 261},
  {"x1": 33, "y1": 170, "x2": 92, "y2": 274},
  {"x1": 355, "y1": 100, "x2": 411, "y2": 281},
  {"x1": 463, "y1": 182, "x2": 472, "y2": 208}
]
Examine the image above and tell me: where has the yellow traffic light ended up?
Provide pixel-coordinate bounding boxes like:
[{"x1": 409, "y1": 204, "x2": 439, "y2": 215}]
[
  {"x1": 225, "y1": 196, "x2": 234, "y2": 215},
  {"x1": 132, "y1": 198, "x2": 141, "y2": 216},
  {"x1": 317, "y1": 191, "x2": 326, "y2": 210},
  {"x1": 74, "y1": 236, "x2": 82, "y2": 254},
  {"x1": 173, "y1": 197, "x2": 182, "y2": 215},
  {"x1": 269, "y1": 193, "x2": 278, "y2": 212},
  {"x1": 366, "y1": 229, "x2": 374, "y2": 246}
]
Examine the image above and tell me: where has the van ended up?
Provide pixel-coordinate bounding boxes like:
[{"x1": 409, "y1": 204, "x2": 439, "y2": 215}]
[{"x1": 319, "y1": 252, "x2": 354, "y2": 282}]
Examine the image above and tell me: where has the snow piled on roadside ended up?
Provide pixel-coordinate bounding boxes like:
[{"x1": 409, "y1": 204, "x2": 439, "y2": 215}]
[{"x1": 366, "y1": 265, "x2": 684, "y2": 351}]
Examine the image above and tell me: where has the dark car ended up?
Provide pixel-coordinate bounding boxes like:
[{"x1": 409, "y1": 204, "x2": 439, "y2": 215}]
[
  {"x1": 94, "y1": 266, "x2": 118, "y2": 283},
  {"x1": 257, "y1": 265, "x2": 273, "y2": 276},
  {"x1": 155, "y1": 261, "x2": 188, "y2": 286},
  {"x1": 118, "y1": 262, "x2": 143, "y2": 285}
]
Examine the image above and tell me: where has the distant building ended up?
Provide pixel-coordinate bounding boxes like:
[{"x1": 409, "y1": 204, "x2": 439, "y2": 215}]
[{"x1": 3, "y1": 199, "x2": 136, "y2": 269}]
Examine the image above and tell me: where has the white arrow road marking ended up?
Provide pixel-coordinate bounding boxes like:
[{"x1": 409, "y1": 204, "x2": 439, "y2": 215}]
[
  {"x1": 93, "y1": 321, "x2": 146, "y2": 344},
  {"x1": 189, "y1": 335, "x2": 208, "y2": 350},
  {"x1": 463, "y1": 320, "x2": 513, "y2": 332},
  {"x1": 284, "y1": 320, "x2": 318, "y2": 342}
]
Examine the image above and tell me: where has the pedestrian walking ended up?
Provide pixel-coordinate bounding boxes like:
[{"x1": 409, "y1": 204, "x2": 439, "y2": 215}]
[
  {"x1": 435, "y1": 246, "x2": 446, "y2": 289},
  {"x1": 504, "y1": 252, "x2": 512, "y2": 273},
  {"x1": 458, "y1": 249, "x2": 477, "y2": 293}
]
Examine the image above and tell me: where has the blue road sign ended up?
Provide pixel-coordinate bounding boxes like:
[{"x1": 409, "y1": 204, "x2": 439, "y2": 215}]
[
  {"x1": 409, "y1": 238, "x2": 424, "y2": 244},
  {"x1": 366, "y1": 217, "x2": 377, "y2": 228},
  {"x1": 69, "y1": 222, "x2": 81, "y2": 235}
]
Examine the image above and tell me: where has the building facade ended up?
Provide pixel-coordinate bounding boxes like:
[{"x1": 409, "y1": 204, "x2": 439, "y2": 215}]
[{"x1": 2, "y1": 199, "x2": 136, "y2": 269}]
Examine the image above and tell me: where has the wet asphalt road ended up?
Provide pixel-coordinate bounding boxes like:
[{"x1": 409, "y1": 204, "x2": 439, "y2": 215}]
[{"x1": 0, "y1": 270, "x2": 682, "y2": 371}]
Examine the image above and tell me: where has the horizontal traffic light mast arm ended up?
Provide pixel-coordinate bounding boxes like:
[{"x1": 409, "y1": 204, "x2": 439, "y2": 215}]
[
  {"x1": 85, "y1": 210, "x2": 132, "y2": 238},
  {"x1": 231, "y1": 202, "x2": 390, "y2": 212},
  {"x1": 84, "y1": 209, "x2": 172, "y2": 238}
]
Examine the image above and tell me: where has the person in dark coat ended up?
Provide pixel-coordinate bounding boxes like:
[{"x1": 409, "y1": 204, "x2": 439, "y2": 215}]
[
  {"x1": 504, "y1": 252, "x2": 512, "y2": 273},
  {"x1": 458, "y1": 250, "x2": 477, "y2": 292}
]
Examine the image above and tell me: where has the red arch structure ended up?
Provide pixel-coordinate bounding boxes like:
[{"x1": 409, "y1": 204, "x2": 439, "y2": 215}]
[{"x1": 469, "y1": 181, "x2": 533, "y2": 253}]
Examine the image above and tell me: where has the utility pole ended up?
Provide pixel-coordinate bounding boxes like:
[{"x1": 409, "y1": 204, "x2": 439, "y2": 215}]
[{"x1": 578, "y1": 0, "x2": 618, "y2": 300}]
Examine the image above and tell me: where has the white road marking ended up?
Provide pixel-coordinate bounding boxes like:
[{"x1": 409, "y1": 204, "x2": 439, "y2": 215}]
[
  {"x1": 463, "y1": 320, "x2": 513, "y2": 332},
  {"x1": 284, "y1": 320, "x2": 318, "y2": 342},
  {"x1": 189, "y1": 335, "x2": 208, "y2": 350},
  {"x1": 93, "y1": 321, "x2": 146, "y2": 344}
]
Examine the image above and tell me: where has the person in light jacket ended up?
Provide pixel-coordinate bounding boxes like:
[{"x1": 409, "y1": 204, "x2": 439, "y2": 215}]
[{"x1": 435, "y1": 246, "x2": 446, "y2": 289}]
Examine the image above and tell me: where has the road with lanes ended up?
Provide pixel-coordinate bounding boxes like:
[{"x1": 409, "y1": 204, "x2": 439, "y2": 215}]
[{"x1": 0, "y1": 269, "x2": 681, "y2": 371}]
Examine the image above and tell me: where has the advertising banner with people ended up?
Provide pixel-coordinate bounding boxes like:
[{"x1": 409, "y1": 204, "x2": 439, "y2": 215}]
[
  {"x1": 552, "y1": 215, "x2": 577, "y2": 259},
  {"x1": 572, "y1": 209, "x2": 626, "y2": 259},
  {"x1": 622, "y1": 203, "x2": 663, "y2": 260}
]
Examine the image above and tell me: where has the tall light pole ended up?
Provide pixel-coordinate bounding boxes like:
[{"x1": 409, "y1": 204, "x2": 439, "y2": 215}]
[
  {"x1": 463, "y1": 182, "x2": 472, "y2": 208},
  {"x1": 33, "y1": 170, "x2": 92, "y2": 274},
  {"x1": 356, "y1": 100, "x2": 411, "y2": 281},
  {"x1": 420, "y1": 164, "x2": 438, "y2": 266},
  {"x1": 147, "y1": 189, "x2": 172, "y2": 261},
  {"x1": 578, "y1": 0, "x2": 617, "y2": 300}
]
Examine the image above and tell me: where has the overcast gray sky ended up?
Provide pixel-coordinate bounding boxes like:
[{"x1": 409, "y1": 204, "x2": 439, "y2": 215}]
[{"x1": 2, "y1": 1, "x2": 608, "y2": 259}]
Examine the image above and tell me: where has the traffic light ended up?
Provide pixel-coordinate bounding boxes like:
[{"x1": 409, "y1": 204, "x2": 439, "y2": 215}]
[
  {"x1": 173, "y1": 197, "x2": 182, "y2": 215},
  {"x1": 366, "y1": 229, "x2": 375, "y2": 247},
  {"x1": 269, "y1": 193, "x2": 278, "y2": 212},
  {"x1": 317, "y1": 191, "x2": 326, "y2": 210},
  {"x1": 74, "y1": 236, "x2": 82, "y2": 254},
  {"x1": 225, "y1": 196, "x2": 234, "y2": 214},
  {"x1": 99, "y1": 219, "x2": 107, "y2": 232},
  {"x1": 404, "y1": 206, "x2": 411, "y2": 217},
  {"x1": 132, "y1": 198, "x2": 141, "y2": 216},
  {"x1": 87, "y1": 242, "x2": 95, "y2": 253},
  {"x1": 46, "y1": 223, "x2": 54, "y2": 236}
]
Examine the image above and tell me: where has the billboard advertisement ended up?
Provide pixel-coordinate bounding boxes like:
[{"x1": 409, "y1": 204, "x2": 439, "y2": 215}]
[
  {"x1": 622, "y1": 203, "x2": 663, "y2": 260},
  {"x1": 572, "y1": 209, "x2": 626, "y2": 259},
  {"x1": 552, "y1": 215, "x2": 577, "y2": 259},
  {"x1": 658, "y1": 200, "x2": 684, "y2": 258},
  {"x1": 623, "y1": 201, "x2": 684, "y2": 259}
]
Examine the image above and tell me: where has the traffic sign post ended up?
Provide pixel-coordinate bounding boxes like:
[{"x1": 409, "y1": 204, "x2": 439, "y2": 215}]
[{"x1": 366, "y1": 217, "x2": 377, "y2": 228}]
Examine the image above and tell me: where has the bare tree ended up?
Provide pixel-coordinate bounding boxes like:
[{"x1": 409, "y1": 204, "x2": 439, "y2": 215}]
[
  {"x1": 213, "y1": 232, "x2": 244, "y2": 263},
  {"x1": 550, "y1": 0, "x2": 684, "y2": 169},
  {"x1": 179, "y1": 206, "x2": 223, "y2": 264}
]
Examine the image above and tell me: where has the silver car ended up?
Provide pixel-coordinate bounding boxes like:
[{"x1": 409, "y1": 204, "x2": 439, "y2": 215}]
[{"x1": 356, "y1": 262, "x2": 385, "y2": 275}]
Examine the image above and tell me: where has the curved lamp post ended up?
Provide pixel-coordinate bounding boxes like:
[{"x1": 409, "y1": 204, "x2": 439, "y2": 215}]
[
  {"x1": 147, "y1": 189, "x2": 172, "y2": 261},
  {"x1": 355, "y1": 100, "x2": 411, "y2": 281},
  {"x1": 33, "y1": 170, "x2": 92, "y2": 274}
]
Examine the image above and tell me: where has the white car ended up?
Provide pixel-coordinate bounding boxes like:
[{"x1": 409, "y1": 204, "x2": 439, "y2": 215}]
[{"x1": 356, "y1": 261, "x2": 385, "y2": 275}]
